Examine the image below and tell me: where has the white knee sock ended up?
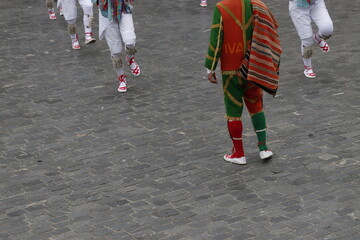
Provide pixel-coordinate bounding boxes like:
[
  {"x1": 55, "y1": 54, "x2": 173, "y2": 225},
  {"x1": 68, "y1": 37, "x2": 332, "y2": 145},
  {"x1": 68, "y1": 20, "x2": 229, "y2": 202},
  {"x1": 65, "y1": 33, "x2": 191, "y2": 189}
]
[
  {"x1": 112, "y1": 54, "x2": 124, "y2": 76},
  {"x1": 314, "y1": 32, "x2": 322, "y2": 43},
  {"x1": 301, "y1": 45, "x2": 312, "y2": 67},
  {"x1": 302, "y1": 58, "x2": 311, "y2": 67},
  {"x1": 83, "y1": 14, "x2": 92, "y2": 34}
]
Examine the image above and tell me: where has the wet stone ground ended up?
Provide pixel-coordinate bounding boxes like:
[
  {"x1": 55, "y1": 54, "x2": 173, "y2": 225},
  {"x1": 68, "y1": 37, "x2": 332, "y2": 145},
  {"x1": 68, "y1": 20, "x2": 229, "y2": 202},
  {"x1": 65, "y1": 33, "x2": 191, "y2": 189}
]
[{"x1": 0, "y1": 0, "x2": 359, "y2": 239}]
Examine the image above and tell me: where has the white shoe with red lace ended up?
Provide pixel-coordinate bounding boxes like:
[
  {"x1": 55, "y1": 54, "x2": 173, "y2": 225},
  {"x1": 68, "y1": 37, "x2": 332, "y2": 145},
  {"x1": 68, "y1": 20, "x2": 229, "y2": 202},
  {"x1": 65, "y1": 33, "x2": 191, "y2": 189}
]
[
  {"x1": 71, "y1": 35, "x2": 81, "y2": 50},
  {"x1": 126, "y1": 56, "x2": 140, "y2": 76},
  {"x1": 317, "y1": 39, "x2": 329, "y2": 53},
  {"x1": 200, "y1": 0, "x2": 207, "y2": 7},
  {"x1": 313, "y1": 34, "x2": 329, "y2": 53},
  {"x1": 223, "y1": 152, "x2": 247, "y2": 165},
  {"x1": 48, "y1": 11, "x2": 56, "y2": 20},
  {"x1": 304, "y1": 66, "x2": 316, "y2": 79},
  {"x1": 85, "y1": 32, "x2": 96, "y2": 45},
  {"x1": 118, "y1": 75, "x2": 127, "y2": 92}
]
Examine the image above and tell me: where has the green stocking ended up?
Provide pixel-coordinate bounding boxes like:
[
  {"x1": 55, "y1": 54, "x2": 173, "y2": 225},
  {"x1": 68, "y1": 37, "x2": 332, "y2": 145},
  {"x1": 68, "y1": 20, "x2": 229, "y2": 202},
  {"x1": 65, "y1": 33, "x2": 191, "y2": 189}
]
[{"x1": 251, "y1": 111, "x2": 268, "y2": 151}]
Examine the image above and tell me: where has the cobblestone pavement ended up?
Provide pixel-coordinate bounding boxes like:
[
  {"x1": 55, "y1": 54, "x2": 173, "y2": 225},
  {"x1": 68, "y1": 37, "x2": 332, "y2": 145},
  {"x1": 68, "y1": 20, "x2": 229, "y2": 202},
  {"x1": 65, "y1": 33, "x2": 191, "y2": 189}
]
[{"x1": 1, "y1": 0, "x2": 360, "y2": 239}]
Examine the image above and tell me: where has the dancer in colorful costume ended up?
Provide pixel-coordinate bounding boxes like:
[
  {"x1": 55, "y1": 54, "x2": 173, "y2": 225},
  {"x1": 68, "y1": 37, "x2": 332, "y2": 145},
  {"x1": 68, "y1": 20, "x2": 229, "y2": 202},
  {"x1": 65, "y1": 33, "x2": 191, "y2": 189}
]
[
  {"x1": 205, "y1": 0, "x2": 282, "y2": 165},
  {"x1": 62, "y1": 0, "x2": 96, "y2": 49},
  {"x1": 289, "y1": 0, "x2": 333, "y2": 78},
  {"x1": 92, "y1": 0, "x2": 140, "y2": 93}
]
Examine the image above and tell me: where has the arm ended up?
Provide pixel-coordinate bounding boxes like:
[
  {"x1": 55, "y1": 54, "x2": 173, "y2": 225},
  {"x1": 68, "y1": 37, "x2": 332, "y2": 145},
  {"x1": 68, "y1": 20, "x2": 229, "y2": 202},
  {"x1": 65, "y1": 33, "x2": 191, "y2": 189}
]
[{"x1": 205, "y1": 6, "x2": 223, "y2": 83}]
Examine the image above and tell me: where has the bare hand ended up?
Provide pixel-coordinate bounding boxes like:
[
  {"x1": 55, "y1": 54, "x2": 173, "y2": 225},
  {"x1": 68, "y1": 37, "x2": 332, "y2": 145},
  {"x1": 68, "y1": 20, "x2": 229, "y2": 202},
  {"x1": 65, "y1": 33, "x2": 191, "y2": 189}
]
[{"x1": 207, "y1": 72, "x2": 217, "y2": 84}]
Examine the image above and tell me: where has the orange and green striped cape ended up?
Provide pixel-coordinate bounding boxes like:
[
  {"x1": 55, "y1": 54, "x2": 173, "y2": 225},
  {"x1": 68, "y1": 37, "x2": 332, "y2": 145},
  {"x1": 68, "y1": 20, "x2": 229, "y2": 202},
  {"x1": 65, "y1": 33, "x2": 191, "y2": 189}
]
[{"x1": 238, "y1": 0, "x2": 282, "y2": 96}]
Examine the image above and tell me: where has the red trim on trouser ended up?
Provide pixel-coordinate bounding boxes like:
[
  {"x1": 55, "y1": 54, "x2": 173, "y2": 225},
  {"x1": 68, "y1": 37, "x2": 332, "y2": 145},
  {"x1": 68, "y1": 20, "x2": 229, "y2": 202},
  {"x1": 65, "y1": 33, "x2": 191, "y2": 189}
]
[
  {"x1": 258, "y1": 140, "x2": 266, "y2": 147},
  {"x1": 244, "y1": 84, "x2": 263, "y2": 114},
  {"x1": 227, "y1": 120, "x2": 245, "y2": 157}
]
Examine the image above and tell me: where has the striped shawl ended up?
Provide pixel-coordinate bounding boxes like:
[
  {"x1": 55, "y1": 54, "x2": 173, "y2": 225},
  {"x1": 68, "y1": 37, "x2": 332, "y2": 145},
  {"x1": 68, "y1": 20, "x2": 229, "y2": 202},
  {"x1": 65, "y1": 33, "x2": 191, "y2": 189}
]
[{"x1": 238, "y1": 0, "x2": 282, "y2": 96}]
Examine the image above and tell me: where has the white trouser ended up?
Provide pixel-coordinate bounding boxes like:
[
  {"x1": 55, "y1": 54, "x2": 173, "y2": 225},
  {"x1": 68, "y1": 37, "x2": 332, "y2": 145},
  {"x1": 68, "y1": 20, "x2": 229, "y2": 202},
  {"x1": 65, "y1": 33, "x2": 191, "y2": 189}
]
[
  {"x1": 99, "y1": 13, "x2": 136, "y2": 56},
  {"x1": 57, "y1": 0, "x2": 63, "y2": 9},
  {"x1": 62, "y1": 0, "x2": 93, "y2": 21},
  {"x1": 289, "y1": 0, "x2": 333, "y2": 47}
]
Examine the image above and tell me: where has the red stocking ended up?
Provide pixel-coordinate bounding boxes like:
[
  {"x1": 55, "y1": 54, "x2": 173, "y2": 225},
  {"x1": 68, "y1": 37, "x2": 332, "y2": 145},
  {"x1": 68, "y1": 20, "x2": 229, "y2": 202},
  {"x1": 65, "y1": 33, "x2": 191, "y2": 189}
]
[{"x1": 227, "y1": 120, "x2": 245, "y2": 157}]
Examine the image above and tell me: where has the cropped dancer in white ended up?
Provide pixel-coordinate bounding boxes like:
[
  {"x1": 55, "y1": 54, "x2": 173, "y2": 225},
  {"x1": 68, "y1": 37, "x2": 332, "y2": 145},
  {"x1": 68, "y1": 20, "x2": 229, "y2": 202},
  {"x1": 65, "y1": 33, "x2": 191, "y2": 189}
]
[
  {"x1": 62, "y1": 0, "x2": 96, "y2": 49},
  {"x1": 289, "y1": 0, "x2": 333, "y2": 78},
  {"x1": 92, "y1": 0, "x2": 140, "y2": 93}
]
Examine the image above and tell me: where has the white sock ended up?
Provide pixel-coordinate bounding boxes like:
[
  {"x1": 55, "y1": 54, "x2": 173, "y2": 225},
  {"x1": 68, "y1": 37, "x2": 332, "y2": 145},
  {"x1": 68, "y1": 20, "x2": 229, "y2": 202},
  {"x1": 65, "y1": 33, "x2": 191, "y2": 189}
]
[
  {"x1": 302, "y1": 58, "x2": 311, "y2": 67},
  {"x1": 70, "y1": 34, "x2": 77, "y2": 41},
  {"x1": 314, "y1": 32, "x2": 322, "y2": 44},
  {"x1": 116, "y1": 68, "x2": 124, "y2": 76},
  {"x1": 83, "y1": 15, "x2": 92, "y2": 34},
  {"x1": 301, "y1": 45, "x2": 312, "y2": 67}
]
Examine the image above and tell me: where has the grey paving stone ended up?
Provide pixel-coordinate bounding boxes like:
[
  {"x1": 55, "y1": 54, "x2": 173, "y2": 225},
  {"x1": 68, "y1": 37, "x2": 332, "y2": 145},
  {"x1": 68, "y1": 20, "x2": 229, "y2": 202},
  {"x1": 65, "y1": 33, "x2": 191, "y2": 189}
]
[{"x1": 1, "y1": 0, "x2": 360, "y2": 239}]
